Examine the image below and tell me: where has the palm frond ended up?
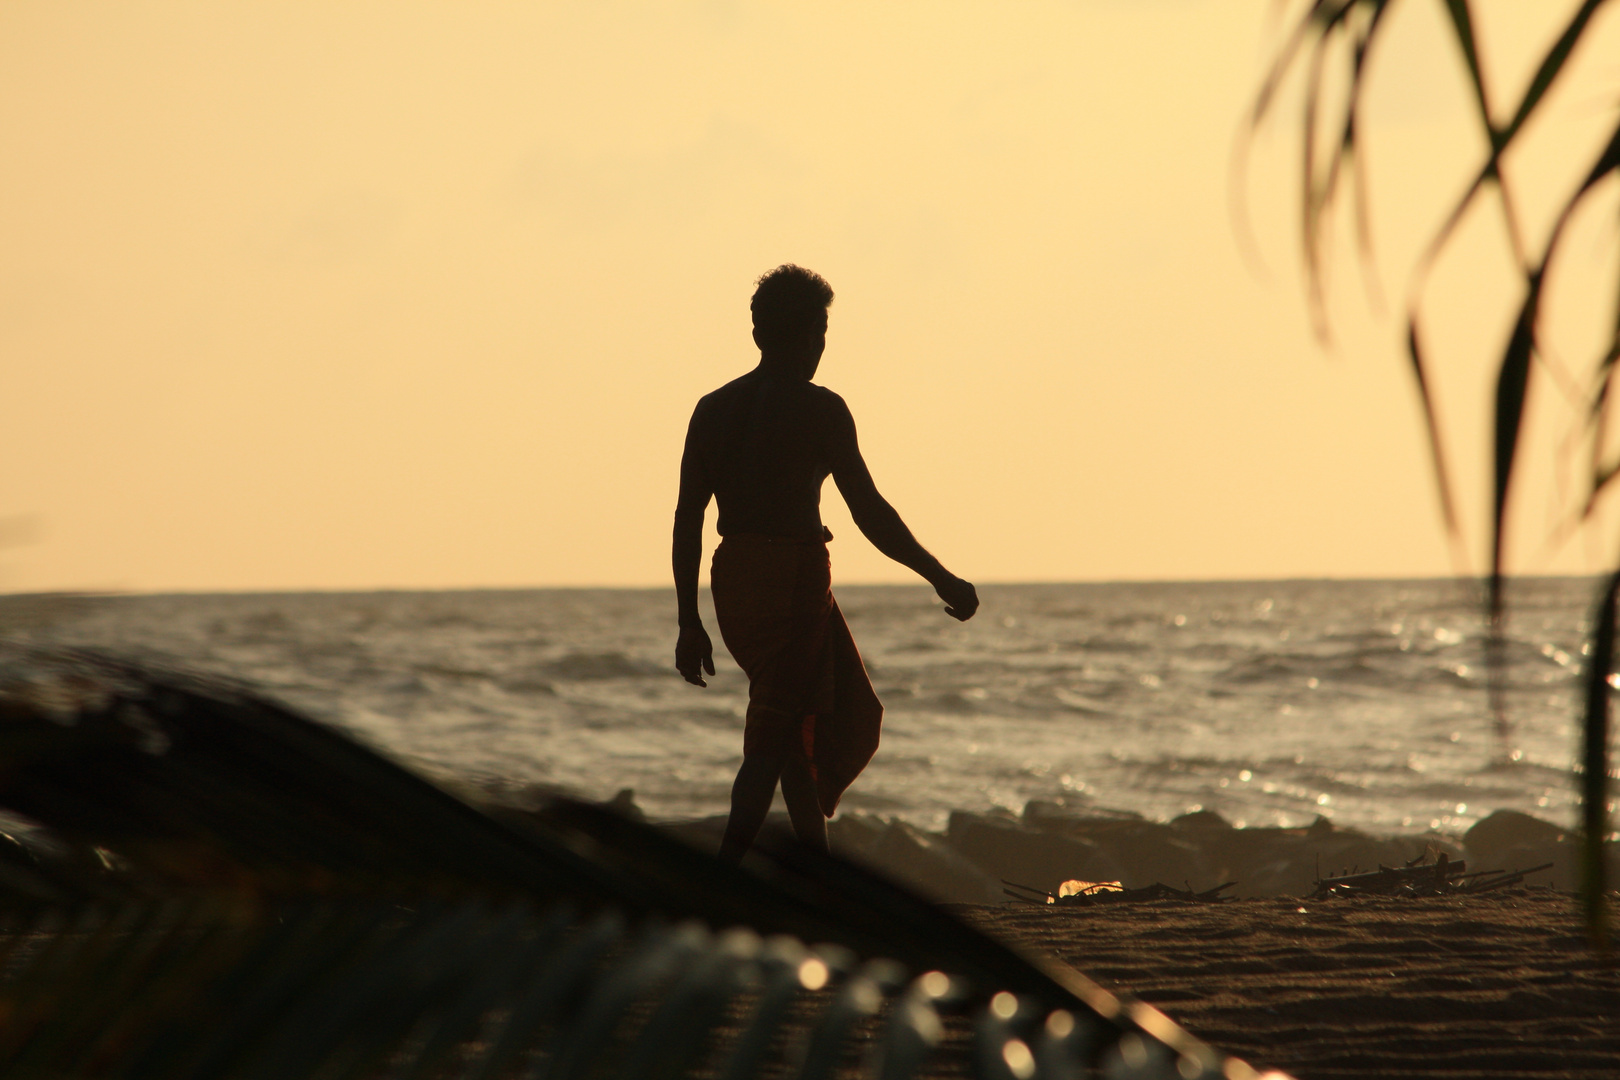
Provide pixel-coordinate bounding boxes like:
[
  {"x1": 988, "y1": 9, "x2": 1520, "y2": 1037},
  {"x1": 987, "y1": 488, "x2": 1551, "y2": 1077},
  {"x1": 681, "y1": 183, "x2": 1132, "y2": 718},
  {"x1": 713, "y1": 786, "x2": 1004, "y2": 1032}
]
[
  {"x1": 1407, "y1": 321, "x2": 1469, "y2": 567},
  {"x1": 1251, "y1": 1, "x2": 1392, "y2": 337},
  {"x1": 1252, "y1": 0, "x2": 1620, "y2": 939},
  {"x1": 1582, "y1": 572, "x2": 1619, "y2": 946},
  {"x1": 0, "y1": 645, "x2": 1265, "y2": 1079}
]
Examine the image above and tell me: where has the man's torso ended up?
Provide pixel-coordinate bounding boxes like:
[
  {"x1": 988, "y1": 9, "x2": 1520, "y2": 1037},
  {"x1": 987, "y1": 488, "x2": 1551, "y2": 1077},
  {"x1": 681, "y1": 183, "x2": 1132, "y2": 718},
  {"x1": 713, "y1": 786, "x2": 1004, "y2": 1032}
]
[{"x1": 689, "y1": 370, "x2": 844, "y2": 541}]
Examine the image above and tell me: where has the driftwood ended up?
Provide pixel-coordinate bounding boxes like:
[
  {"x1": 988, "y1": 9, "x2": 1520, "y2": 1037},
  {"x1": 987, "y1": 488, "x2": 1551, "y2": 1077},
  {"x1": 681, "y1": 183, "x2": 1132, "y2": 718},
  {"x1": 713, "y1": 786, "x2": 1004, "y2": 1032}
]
[
  {"x1": 1311, "y1": 852, "x2": 1557, "y2": 899},
  {"x1": 1003, "y1": 879, "x2": 1237, "y2": 906},
  {"x1": 1003, "y1": 850, "x2": 1559, "y2": 908}
]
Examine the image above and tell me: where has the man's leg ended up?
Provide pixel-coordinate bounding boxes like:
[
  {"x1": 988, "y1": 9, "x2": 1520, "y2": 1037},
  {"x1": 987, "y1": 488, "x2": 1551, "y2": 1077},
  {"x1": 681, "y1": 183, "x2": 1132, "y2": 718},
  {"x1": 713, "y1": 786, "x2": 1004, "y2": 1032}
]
[
  {"x1": 718, "y1": 702, "x2": 802, "y2": 864},
  {"x1": 717, "y1": 745, "x2": 785, "y2": 864},
  {"x1": 716, "y1": 747, "x2": 828, "y2": 862},
  {"x1": 779, "y1": 750, "x2": 829, "y2": 855}
]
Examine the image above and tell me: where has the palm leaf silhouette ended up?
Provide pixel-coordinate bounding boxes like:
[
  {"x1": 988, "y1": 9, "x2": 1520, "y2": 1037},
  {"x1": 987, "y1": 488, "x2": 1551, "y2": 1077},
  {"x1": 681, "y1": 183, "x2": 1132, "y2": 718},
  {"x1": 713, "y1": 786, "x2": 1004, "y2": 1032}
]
[
  {"x1": 1250, "y1": 0, "x2": 1620, "y2": 938},
  {"x1": 0, "y1": 645, "x2": 1266, "y2": 1078}
]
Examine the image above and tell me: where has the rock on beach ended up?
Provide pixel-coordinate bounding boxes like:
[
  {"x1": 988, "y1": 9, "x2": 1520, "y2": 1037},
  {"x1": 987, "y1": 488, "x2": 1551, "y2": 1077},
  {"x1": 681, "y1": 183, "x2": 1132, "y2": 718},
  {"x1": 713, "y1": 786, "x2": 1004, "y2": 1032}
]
[{"x1": 658, "y1": 797, "x2": 1594, "y2": 903}]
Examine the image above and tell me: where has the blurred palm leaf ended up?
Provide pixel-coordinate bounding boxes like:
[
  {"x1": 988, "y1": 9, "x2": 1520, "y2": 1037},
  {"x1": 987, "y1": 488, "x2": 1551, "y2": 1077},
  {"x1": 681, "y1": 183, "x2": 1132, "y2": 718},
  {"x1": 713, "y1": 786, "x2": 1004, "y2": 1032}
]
[
  {"x1": 0, "y1": 645, "x2": 1261, "y2": 1078},
  {"x1": 1251, "y1": 0, "x2": 1620, "y2": 935}
]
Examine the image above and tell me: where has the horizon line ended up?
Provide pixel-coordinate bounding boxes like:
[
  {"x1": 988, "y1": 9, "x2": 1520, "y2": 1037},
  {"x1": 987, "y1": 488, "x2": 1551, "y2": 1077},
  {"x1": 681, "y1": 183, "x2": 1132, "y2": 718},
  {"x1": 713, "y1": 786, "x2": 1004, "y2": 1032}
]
[{"x1": 0, "y1": 572, "x2": 1602, "y2": 600}]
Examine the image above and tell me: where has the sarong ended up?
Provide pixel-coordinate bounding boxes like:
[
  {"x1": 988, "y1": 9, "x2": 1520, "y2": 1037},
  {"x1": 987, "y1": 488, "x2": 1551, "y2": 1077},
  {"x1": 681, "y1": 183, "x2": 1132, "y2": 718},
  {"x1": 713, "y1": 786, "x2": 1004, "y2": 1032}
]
[{"x1": 709, "y1": 533, "x2": 883, "y2": 817}]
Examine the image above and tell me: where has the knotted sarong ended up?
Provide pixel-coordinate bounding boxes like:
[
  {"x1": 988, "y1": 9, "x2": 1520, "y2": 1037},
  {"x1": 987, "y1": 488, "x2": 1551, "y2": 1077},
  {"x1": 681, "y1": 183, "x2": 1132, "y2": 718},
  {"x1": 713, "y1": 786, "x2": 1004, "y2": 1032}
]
[{"x1": 710, "y1": 533, "x2": 882, "y2": 817}]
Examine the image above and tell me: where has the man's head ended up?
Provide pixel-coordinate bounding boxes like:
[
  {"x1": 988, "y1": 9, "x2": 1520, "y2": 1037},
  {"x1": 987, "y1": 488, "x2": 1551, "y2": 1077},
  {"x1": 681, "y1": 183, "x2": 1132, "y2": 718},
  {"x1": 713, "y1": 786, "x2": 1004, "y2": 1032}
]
[{"x1": 751, "y1": 265, "x2": 833, "y2": 365}]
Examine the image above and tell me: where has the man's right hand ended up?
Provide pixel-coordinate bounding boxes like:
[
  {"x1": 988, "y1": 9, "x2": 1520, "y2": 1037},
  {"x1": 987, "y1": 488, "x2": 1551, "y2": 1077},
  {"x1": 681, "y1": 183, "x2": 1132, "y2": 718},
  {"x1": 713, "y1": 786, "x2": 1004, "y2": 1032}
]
[
  {"x1": 676, "y1": 625, "x2": 716, "y2": 686},
  {"x1": 935, "y1": 576, "x2": 979, "y2": 621}
]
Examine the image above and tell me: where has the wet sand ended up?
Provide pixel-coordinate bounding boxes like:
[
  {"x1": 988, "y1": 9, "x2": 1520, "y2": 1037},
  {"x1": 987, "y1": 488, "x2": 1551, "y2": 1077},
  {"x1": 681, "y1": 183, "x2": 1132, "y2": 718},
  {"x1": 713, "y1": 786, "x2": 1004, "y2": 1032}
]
[{"x1": 954, "y1": 889, "x2": 1620, "y2": 1079}]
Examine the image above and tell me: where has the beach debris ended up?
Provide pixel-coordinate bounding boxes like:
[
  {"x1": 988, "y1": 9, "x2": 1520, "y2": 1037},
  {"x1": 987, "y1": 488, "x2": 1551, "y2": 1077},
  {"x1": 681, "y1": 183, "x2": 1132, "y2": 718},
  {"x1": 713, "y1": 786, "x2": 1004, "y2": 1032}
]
[
  {"x1": 1002, "y1": 877, "x2": 1237, "y2": 905},
  {"x1": 1311, "y1": 852, "x2": 1557, "y2": 898},
  {"x1": 1059, "y1": 878, "x2": 1124, "y2": 899},
  {"x1": 925, "y1": 800, "x2": 1472, "y2": 901}
]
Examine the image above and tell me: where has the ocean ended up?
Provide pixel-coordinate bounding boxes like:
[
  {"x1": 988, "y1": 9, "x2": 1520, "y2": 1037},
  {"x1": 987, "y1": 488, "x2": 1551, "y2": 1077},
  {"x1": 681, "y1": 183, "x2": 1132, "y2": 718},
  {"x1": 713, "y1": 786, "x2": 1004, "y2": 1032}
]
[{"x1": 2, "y1": 577, "x2": 1598, "y2": 838}]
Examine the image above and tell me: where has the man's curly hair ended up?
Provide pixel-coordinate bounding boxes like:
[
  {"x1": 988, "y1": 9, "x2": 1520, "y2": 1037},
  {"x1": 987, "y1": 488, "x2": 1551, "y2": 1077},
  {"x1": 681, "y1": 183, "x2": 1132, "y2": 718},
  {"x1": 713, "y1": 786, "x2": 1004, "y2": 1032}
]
[{"x1": 750, "y1": 265, "x2": 834, "y2": 350}]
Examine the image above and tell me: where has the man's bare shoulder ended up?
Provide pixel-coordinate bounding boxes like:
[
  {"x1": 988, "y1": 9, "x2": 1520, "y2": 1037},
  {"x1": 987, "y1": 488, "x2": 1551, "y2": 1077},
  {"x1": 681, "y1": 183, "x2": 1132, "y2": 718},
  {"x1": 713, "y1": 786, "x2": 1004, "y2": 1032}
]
[
  {"x1": 791, "y1": 381, "x2": 852, "y2": 420},
  {"x1": 808, "y1": 383, "x2": 857, "y2": 428},
  {"x1": 789, "y1": 383, "x2": 857, "y2": 435},
  {"x1": 689, "y1": 375, "x2": 852, "y2": 439},
  {"x1": 694, "y1": 372, "x2": 759, "y2": 408},
  {"x1": 689, "y1": 374, "x2": 753, "y2": 428}
]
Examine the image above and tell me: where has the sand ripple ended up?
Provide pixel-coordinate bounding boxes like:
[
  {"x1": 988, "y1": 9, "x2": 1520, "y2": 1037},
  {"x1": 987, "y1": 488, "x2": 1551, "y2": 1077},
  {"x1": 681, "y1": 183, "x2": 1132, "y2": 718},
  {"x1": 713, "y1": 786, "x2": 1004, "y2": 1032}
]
[{"x1": 959, "y1": 890, "x2": 1620, "y2": 1079}]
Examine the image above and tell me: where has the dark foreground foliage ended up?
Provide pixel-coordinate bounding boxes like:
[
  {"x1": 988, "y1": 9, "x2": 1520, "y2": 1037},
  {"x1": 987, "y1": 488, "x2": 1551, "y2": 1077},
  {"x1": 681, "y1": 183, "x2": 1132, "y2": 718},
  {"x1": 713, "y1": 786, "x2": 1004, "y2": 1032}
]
[
  {"x1": 0, "y1": 646, "x2": 1276, "y2": 1079},
  {"x1": 1250, "y1": 0, "x2": 1620, "y2": 939}
]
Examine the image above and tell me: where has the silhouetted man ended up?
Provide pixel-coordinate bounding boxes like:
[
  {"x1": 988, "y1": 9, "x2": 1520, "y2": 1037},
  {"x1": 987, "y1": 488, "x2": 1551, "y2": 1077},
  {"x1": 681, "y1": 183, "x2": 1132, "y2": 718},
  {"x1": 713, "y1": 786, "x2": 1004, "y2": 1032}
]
[{"x1": 673, "y1": 264, "x2": 978, "y2": 863}]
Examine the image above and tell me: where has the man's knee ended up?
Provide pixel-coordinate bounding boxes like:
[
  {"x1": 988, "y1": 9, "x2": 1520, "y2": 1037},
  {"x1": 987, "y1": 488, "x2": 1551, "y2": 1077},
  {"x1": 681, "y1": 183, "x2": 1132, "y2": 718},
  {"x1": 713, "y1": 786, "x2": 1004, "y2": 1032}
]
[{"x1": 742, "y1": 704, "x2": 804, "y2": 763}]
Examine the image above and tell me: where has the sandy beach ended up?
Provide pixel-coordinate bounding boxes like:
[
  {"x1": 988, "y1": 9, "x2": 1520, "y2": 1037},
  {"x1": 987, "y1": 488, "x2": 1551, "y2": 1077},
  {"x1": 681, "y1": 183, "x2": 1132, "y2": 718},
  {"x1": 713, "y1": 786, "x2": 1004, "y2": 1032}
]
[{"x1": 955, "y1": 889, "x2": 1619, "y2": 1079}]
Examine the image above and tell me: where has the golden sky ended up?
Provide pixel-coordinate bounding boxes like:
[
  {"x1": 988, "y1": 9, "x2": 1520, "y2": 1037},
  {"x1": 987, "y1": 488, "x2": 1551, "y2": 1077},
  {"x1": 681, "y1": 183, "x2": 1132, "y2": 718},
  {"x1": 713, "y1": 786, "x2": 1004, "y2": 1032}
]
[{"x1": 3, "y1": 1, "x2": 1618, "y2": 591}]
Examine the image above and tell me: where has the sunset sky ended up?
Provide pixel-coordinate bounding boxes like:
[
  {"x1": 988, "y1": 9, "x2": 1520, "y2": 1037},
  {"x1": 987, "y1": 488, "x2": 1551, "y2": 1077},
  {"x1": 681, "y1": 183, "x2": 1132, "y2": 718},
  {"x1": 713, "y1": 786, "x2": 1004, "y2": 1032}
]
[{"x1": 4, "y1": 1, "x2": 1619, "y2": 592}]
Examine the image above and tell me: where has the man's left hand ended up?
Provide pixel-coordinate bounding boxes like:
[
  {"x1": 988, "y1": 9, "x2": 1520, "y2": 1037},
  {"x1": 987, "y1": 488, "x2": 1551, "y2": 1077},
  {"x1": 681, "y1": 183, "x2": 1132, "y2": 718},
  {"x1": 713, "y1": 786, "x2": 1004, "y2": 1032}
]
[{"x1": 935, "y1": 576, "x2": 979, "y2": 621}]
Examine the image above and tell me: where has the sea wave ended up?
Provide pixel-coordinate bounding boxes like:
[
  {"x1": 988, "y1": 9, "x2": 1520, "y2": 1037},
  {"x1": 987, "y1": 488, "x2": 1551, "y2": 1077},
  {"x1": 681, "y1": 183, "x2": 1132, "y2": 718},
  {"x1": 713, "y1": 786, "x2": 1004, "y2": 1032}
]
[{"x1": 5, "y1": 577, "x2": 1596, "y2": 835}]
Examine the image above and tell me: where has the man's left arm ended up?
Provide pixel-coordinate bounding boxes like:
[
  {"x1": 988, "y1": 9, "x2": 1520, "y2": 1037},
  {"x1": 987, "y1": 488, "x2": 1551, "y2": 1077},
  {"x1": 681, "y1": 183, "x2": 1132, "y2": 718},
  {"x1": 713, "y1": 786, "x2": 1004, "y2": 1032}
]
[{"x1": 827, "y1": 397, "x2": 979, "y2": 621}]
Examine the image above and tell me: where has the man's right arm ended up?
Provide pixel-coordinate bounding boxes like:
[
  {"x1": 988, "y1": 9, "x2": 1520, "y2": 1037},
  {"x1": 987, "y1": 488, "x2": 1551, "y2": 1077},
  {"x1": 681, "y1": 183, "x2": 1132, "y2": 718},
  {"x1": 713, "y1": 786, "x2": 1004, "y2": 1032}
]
[{"x1": 673, "y1": 407, "x2": 716, "y2": 684}]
